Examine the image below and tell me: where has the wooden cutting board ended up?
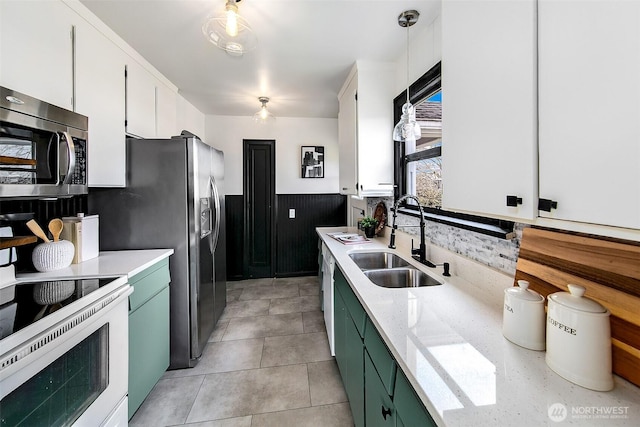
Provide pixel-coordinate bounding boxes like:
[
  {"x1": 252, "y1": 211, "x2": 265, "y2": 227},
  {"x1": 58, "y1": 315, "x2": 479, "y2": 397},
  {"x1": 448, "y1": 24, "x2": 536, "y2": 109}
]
[{"x1": 515, "y1": 227, "x2": 640, "y2": 387}]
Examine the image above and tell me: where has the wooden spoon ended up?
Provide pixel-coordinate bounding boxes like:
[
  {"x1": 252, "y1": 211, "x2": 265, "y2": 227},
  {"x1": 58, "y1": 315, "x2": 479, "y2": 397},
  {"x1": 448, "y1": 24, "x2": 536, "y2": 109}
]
[
  {"x1": 26, "y1": 219, "x2": 51, "y2": 243},
  {"x1": 48, "y1": 219, "x2": 64, "y2": 242}
]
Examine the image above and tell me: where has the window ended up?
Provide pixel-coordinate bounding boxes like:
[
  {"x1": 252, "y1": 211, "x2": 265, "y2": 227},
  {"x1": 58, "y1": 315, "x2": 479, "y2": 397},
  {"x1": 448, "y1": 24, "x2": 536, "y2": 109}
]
[
  {"x1": 393, "y1": 62, "x2": 441, "y2": 201},
  {"x1": 393, "y1": 62, "x2": 515, "y2": 239},
  {"x1": 405, "y1": 90, "x2": 442, "y2": 208}
]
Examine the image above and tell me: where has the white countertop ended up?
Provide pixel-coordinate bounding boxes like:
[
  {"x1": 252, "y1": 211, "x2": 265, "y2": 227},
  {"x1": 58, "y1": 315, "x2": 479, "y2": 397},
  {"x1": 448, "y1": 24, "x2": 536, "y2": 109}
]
[
  {"x1": 318, "y1": 227, "x2": 640, "y2": 426},
  {"x1": 17, "y1": 249, "x2": 174, "y2": 281}
]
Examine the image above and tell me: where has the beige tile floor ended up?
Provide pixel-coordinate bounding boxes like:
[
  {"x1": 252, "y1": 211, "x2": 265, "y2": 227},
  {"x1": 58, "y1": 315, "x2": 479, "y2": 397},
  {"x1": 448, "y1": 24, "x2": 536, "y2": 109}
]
[{"x1": 130, "y1": 276, "x2": 354, "y2": 427}]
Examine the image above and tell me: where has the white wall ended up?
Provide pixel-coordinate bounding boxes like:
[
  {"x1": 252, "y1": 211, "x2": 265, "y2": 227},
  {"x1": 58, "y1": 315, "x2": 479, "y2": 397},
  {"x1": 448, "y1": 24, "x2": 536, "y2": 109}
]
[
  {"x1": 205, "y1": 115, "x2": 339, "y2": 195},
  {"x1": 176, "y1": 94, "x2": 206, "y2": 139},
  {"x1": 394, "y1": 14, "x2": 442, "y2": 96}
]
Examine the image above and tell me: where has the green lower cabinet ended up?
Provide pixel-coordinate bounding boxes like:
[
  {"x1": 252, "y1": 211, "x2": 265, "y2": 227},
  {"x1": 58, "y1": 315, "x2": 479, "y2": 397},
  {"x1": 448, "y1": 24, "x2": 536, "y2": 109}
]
[
  {"x1": 332, "y1": 265, "x2": 436, "y2": 427},
  {"x1": 128, "y1": 258, "x2": 171, "y2": 419},
  {"x1": 394, "y1": 369, "x2": 437, "y2": 427},
  {"x1": 334, "y1": 285, "x2": 365, "y2": 427},
  {"x1": 334, "y1": 289, "x2": 347, "y2": 376},
  {"x1": 365, "y1": 351, "x2": 396, "y2": 427},
  {"x1": 344, "y1": 310, "x2": 365, "y2": 427}
]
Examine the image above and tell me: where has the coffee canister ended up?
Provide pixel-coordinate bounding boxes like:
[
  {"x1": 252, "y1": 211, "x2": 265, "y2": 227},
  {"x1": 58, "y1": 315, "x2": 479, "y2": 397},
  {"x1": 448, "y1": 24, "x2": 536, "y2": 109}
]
[
  {"x1": 546, "y1": 284, "x2": 613, "y2": 391},
  {"x1": 503, "y1": 280, "x2": 546, "y2": 350}
]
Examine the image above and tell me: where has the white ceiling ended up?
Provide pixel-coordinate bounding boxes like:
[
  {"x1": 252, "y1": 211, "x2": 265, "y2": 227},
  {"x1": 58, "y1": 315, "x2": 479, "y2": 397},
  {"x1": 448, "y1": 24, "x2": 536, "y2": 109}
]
[{"x1": 79, "y1": 0, "x2": 441, "y2": 118}]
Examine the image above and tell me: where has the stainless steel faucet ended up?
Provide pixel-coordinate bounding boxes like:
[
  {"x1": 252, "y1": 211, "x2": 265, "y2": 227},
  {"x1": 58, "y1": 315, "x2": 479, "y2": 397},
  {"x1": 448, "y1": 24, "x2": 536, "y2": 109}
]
[{"x1": 388, "y1": 194, "x2": 436, "y2": 268}]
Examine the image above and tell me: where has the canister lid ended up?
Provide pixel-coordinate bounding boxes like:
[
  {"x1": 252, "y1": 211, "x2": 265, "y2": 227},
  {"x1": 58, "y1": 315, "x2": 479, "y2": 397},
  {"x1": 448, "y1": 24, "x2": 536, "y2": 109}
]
[
  {"x1": 505, "y1": 280, "x2": 544, "y2": 302},
  {"x1": 548, "y1": 284, "x2": 607, "y2": 313}
]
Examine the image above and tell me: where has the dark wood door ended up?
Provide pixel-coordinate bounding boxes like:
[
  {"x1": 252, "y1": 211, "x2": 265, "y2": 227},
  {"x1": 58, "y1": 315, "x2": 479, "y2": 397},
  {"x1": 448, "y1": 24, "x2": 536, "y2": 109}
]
[{"x1": 243, "y1": 139, "x2": 275, "y2": 278}]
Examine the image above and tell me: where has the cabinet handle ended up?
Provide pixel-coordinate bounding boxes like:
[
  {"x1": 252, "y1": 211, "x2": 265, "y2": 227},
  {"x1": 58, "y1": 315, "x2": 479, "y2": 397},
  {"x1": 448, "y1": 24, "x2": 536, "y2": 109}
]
[
  {"x1": 506, "y1": 195, "x2": 522, "y2": 207},
  {"x1": 381, "y1": 406, "x2": 392, "y2": 420},
  {"x1": 538, "y1": 198, "x2": 558, "y2": 212}
]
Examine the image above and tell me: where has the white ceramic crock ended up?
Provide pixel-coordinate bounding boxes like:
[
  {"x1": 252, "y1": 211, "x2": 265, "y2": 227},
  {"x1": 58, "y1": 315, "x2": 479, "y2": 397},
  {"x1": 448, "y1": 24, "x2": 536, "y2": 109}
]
[
  {"x1": 32, "y1": 240, "x2": 74, "y2": 272},
  {"x1": 502, "y1": 280, "x2": 546, "y2": 350},
  {"x1": 546, "y1": 284, "x2": 614, "y2": 391}
]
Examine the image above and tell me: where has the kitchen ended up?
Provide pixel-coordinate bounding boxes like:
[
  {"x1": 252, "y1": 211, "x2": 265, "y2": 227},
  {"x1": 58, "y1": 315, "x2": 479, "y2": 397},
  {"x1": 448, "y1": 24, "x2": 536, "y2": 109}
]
[{"x1": 1, "y1": 0, "x2": 640, "y2": 426}]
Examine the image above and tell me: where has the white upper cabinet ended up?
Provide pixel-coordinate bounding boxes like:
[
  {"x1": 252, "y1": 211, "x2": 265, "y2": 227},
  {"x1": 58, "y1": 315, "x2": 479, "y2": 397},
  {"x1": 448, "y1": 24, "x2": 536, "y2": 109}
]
[
  {"x1": 0, "y1": 0, "x2": 75, "y2": 109},
  {"x1": 441, "y1": 0, "x2": 538, "y2": 220},
  {"x1": 338, "y1": 61, "x2": 395, "y2": 197},
  {"x1": 538, "y1": 0, "x2": 640, "y2": 229},
  {"x1": 75, "y1": 20, "x2": 127, "y2": 187},
  {"x1": 338, "y1": 71, "x2": 358, "y2": 195},
  {"x1": 125, "y1": 60, "x2": 157, "y2": 139},
  {"x1": 0, "y1": 0, "x2": 200, "y2": 187}
]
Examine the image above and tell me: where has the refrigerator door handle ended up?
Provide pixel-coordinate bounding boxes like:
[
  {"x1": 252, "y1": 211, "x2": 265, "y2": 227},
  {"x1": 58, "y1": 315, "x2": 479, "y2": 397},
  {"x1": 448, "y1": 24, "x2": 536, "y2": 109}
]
[
  {"x1": 200, "y1": 197, "x2": 212, "y2": 239},
  {"x1": 210, "y1": 177, "x2": 221, "y2": 252}
]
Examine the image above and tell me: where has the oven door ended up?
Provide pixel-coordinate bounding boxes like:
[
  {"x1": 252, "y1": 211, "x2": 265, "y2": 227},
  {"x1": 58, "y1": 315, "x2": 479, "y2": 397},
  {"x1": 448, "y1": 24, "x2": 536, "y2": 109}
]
[{"x1": 0, "y1": 284, "x2": 132, "y2": 427}]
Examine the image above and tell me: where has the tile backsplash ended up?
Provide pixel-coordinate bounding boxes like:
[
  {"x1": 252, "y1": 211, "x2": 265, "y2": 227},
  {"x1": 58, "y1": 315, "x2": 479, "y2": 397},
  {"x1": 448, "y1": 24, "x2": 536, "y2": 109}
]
[{"x1": 366, "y1": 197, "x2": 525, "y2": 276}]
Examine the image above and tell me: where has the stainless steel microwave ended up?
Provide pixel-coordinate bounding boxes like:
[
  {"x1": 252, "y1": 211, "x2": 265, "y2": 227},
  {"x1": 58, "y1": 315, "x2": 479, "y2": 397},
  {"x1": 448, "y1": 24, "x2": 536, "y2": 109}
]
[{"x1": 0, "y1": 86, "x2": 88, "y2": 199}]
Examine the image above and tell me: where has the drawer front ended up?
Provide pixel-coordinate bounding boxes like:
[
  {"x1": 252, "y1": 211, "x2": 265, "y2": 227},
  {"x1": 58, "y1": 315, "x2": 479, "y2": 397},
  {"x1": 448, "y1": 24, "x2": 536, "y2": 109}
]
[
  {"x1": 129, "y1": 258, "x2": 170, "y2": 312},
  {"x1": 335, "y1": 267, "x2": 367, "y2": 337},
  {"x1": 364, "y1": 317, "x2": 397, "y2": 396},
  {"x1": 394, "y1": 369, "x2": 436, "y2": 427}
]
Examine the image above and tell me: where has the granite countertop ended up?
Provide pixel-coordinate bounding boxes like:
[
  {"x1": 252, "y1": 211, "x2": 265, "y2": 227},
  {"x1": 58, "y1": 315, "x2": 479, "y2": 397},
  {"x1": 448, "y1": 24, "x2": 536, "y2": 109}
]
[
  {"x1": 317, "y1": 227, "x2": 640, "y2": 426},
  {"x1": 16, "y1": 249, "x2": 174, "y2": 281}
]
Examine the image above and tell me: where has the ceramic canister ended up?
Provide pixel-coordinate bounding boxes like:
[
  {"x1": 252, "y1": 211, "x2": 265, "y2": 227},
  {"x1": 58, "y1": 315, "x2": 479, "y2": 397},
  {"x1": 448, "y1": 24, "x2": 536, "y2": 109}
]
[
  {"x1": 503, "y1": 280, "x2": 546, "y2": 350},
  {"x1": 546, "y1": 284, "x2": 614, "y2": 391},
  {"x1": 32, "y1": 240, "x2": 74, "y2": 272}
]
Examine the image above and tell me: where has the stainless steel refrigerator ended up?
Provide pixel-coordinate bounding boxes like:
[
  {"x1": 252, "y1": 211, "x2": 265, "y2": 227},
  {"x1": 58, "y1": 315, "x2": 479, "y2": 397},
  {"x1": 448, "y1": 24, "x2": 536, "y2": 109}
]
[{"x1": 89, "y1": 132, "x2": 226, "y2": 369}]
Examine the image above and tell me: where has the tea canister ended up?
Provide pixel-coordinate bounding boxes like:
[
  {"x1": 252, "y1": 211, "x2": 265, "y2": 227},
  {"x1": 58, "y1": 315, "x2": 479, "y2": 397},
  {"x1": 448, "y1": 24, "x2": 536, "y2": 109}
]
[
  {"x1": 502, "y1": 280, "x2": 546, "y2": 350},
  {"x1": 546, "y1": 284, "x2": 614, "y2": 391}
]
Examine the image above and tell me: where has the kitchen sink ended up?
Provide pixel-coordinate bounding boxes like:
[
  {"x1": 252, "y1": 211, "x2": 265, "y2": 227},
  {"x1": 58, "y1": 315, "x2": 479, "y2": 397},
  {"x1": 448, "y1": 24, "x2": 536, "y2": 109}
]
[
  {"x1": 349, "y1": 251, "x2": 411, "y2": 270},
  {"x1": 364, "y1": 268, "x2": 443, "y2": 288}
]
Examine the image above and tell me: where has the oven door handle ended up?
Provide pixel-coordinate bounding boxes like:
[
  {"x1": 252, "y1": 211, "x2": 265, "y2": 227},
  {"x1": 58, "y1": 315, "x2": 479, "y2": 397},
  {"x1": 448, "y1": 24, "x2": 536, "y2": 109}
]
[{"x1": 60, "y1": 131, "x2": 76, "y2": 185}]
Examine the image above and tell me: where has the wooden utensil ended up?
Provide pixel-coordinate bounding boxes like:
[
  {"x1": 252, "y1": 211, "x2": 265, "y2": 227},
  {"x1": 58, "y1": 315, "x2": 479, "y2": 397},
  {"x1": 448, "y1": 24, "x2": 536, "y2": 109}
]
[
  {"x1": 48, "y1": 219, "x2": 63, "y2": 242},
  {"x1": 26, "y1": 219, "x2": 50, "y2": 243}
]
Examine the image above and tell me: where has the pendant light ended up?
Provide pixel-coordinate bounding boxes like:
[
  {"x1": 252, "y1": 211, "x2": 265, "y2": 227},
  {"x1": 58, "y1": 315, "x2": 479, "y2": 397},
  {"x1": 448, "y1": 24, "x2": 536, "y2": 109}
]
[
  {"x1": 393, "y1": 10, "x2": 422, "y2": 142},
  {"x1": 202, "y1": 0, "x2": 257, "y2": 56},
  {"x1": 253, "y1": 97, "x2": 275, "y2": 124}
]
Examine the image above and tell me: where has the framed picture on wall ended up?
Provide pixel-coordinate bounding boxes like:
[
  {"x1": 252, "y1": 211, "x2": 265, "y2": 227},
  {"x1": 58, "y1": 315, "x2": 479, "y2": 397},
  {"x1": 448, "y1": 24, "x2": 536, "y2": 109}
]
[{"x1": 301, "y1": 146, "x2": 324, "y2": 178}]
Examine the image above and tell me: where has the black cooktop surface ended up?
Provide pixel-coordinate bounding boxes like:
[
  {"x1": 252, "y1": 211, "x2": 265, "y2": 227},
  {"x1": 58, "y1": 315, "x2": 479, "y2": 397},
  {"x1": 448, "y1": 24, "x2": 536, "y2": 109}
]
[{"x1": 0, "y1": 277, "x2": 120, "y2": 339}]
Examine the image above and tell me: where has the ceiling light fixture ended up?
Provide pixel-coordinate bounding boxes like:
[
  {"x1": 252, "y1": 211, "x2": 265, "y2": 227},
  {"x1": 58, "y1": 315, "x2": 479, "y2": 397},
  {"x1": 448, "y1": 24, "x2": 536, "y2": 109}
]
[
  {"x1": 202, "y1": 0, "x2": 257, "y2": 56},
  {"x1": 253, "y1": 97, "x2": 275, "y2": 124},
  {"x1": 393, "y1": 10, "x2": 422, "y2": 142}
]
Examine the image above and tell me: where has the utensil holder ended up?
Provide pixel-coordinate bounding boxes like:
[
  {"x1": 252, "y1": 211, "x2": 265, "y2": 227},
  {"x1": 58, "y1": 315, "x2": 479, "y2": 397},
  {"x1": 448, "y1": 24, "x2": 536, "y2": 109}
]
[{"x1": 32, "y1": 240, "x2": 74, "y2": 272}]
